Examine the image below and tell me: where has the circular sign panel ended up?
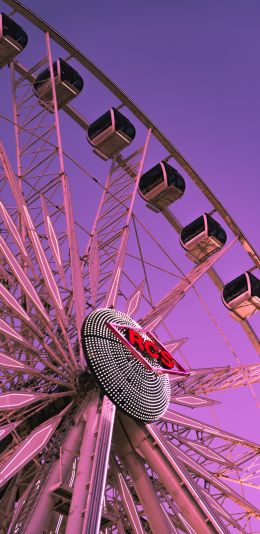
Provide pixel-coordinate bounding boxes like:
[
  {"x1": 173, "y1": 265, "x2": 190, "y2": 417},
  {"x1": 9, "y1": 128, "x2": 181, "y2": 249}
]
[{"x1": 81, "y1": 308, "x2": 171, "y2": 422}]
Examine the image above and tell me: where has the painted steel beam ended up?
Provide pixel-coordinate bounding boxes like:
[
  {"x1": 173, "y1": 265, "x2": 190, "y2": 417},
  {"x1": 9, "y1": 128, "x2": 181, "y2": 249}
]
[
  {"x1": 82, "y1": 396, "x2": 115, "y2": 534},
  {"x1": 141, "y1": 239, "x2": 237, "y2": 331},
  {"x1": 119, "y1": 415, "x2": 229, "y2": 534},
  {"x1": 114, "y1": 419, "x2": 173, "y2": 534},
  {"x1": 11, "y1": 408, "x2": 85, "y2": 533},
  {"x1": 65, "y1": 393, "x2": 100, "y2": 533},
  {"x1": 162, "y1": 409, "x2": 259, "y2": 448},
  {"x1": 169, "y1": 364, "x2": 260, "y2": 396},
  {"x1": 111, "y1": 459, "x2": 145, "y2": 534},
  {"x1": 165, "y1": 439, "x2": 260, "y2": 519}
]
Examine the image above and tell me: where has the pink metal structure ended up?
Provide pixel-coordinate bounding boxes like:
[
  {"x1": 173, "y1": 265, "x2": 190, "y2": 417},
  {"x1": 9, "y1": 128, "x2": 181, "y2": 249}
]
[{"x1": 0, "y1": 1, "x2": 259, "y2": 533}]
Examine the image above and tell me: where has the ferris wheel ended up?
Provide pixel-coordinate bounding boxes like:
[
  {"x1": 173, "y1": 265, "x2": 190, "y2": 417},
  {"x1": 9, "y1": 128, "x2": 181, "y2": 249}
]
[{"x1": 0, "y1": 1, "x2": 259, "y2": 533}]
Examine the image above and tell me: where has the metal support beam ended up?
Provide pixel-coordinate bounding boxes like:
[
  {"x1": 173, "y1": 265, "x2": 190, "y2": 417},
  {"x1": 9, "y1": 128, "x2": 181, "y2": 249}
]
[
  {"x1": 45, "y1": 32, "x2": 86, "y2": 368},
  {"x1": 119, "y1": 415, "x2": 229, "y2": 534},
  {"x1": 65, "y1": 392, "x2": 100, "y2": 533},
  {"x1": 17, "y1": 413, "x2": 85, "y2": 533},
  {"x1": 104, "y1": 128, "x2": 151, "y2": 308},
  {"x1": 114, "y1": 419, "x2": 173, "y2": 534},
  {"x1": 82, "y1": 396, "x2": 116, "y2": 534}
]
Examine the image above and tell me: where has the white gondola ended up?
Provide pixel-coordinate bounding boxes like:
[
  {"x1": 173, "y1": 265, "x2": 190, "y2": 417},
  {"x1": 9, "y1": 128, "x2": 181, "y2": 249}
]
[
  {"x1": 0, "y1": 13, "x2": 28, "y2": 68},
  {"x1": 180, "y1": 213, "x2": 227, "y2": 262},
  {"x1": 33, "y1": 58, "x2": 84, "y2": 108},
  {"x1": 87, "y1": 108, "x2": 136, "y2": 160},
  {"x1": 138, "y1": 161, "x2": 185, "y2": 210},
  {"x1": 222, "y1": 271, "x2": 260, "y2": 320}
]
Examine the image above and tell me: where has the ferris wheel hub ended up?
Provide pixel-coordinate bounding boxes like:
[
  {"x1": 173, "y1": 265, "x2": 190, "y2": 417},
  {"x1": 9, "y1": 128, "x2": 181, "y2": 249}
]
[{"x1": 81, "y1": 308, "x2": 172, "y2": 422}]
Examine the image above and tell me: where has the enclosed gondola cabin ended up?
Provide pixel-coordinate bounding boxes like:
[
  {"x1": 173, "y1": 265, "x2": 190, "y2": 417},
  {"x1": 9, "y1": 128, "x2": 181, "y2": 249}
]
[
  {"x1": 222, "y1": 271, "x2": 260, "y2": 320},
  {"x1": 87, "y1": 108, "x2": 136, "y2": 160},
  {"x1": 180, "y1": 213, "x2": 227, "y2": 262},
  {"x1": 0, "y1": 13, "x2": 28, "y2": 68},
  {"x1": 138, "y1": 162, "x2": 185, "y2": 210},
  {"x1": 33, "y1": 58, "x2": 84, "y2": 109}
]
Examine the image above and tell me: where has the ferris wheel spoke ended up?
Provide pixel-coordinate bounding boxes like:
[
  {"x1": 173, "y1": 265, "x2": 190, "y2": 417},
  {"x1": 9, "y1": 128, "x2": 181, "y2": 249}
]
[
  {"x1": 85, "y1": 131, "x2": 151, "y2": 310},
  {"x1": 0, "y1": 353, "x2": 73, "y2": 388},
  {"x1": 110, "y1": 458, "x2": 145, "y2": 534},
  {"x1": 157, "y1": 413, "x2": 260, "y2": 519},
  {"x1": 41, "y1": 195, "x2": 67, "y2": 287},
  {"x1": 88, "y1": 229, "x2": 100, "y2": 308},
  {"x1": 0, "y1": 274, "x2": 74, "y2": 376},
  {"x1": 11, "y1": 50, "x2": 85, "y2": 368},
  {"x1": 0, "y1": 353, "x2": 42, "y2": 375},
  {"x1": 147, "y1": 423, "x2": 246, "y2": 534},
  {"x1": 45, "y1": 32, "x2": 86, "y2": 368},
  {"x1": 162, "y1": 500, "x2": 198, "y2": 534},
  {"x1": 141, "y1": 238, "x2": 237, "y2": 331},
  {"x1": 61, "y1": 182, "x2": 86, "y2": 367},
  {"x1": 124, "y1": 279, "x2": 145, "y2": 318},
  {"x1": 170, "y1": 434, "x2": 236, "y2": 468},
  {"x1": 199, "y1": 490, "x2": 247, "y2": 532},
  {"x1": 163, "y1": 437, "x2": 260, "y2": 525},
  {"x1": 0, "y1": 201, "x2": 29, "y2": 262},
  {"x1": 119, "y1": 414, "x2": 229, "y2": 534},
  {"x1": 22, "y1": 202, "x2": 68, "y2": 328},
  {"x1": 104, "y1": 131, "x2": 151, "y2": 309},
  {"x1": 0, "y1": 391, "x2": 50, "y2": 413},
  {"x1": 0, "y1": 318, "x2": 41, "y2": 354},
  {"x1": 7, "y1": 401, "x2": 85, "y2": 533},
  {"x1": 0, "y1": 185, "x2": 78, "y2": 370},
  {"x1": 0, "y1": 281, "x2": 43, "y2": 336},
  {"x1": 0, "y1": 414, "x2": 62, "y2": 489},
  {"x1": 0, "y1": 421, "x2": 21, "y2": 441},
  {"x1": 170, "y1": 393, "x2": 220, "y2": 408},
  {"x1": 0, "y1": 236, "x2": 50, "y2": 324},
  {"x1": 161, "y1": 409, "x2": 259, "y2": 447},
  {"x1": 170, "y1": 364, "x2": 260, "y2": 396}
]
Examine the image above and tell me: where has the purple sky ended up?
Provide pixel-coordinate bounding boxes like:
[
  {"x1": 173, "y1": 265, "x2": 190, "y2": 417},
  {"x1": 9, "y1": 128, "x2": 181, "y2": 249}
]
[
  {"x1": 21, "y1": 0, "x2": 259, "y2": 244},
  {"x1": 1, "y1": 0, "x2": 259, "y2": 467}
]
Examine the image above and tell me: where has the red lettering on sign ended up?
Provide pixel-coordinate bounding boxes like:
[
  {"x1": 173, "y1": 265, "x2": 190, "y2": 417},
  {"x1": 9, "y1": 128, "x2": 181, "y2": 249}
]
[
  {"x1": 144, "y1": 340, "x2": 159, "y2": 359},
  {"x1": 126, "y1": 328, "x2": 174, "y2": 370},
  {"x1": 127, "y1": 329, "x2": 144, "y2": 352},
  {"x1": 160, "y1": 350, "x2": 174, "y2": 369},
  {"x1": 106, "y1": 322, "x2": 188, "y2": 376}
]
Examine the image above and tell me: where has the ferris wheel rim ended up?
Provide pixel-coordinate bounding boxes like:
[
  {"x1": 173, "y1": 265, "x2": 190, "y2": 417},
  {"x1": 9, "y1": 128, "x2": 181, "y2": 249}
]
[{"x1": 2, "y1": 0, "x2": 259, "y2": 271}]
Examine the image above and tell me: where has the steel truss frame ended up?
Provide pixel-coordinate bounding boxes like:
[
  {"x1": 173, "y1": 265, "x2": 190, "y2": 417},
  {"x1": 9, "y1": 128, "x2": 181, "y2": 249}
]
[{"x1": 0, "y1": 1, "x2": 259, "y2": 533}]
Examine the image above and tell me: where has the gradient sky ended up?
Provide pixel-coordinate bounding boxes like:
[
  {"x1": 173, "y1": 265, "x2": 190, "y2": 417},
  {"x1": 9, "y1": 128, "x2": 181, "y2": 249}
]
[
  {"x1": 20, "y1": 0, "x2": 260, "y2": 244},
  {"x1": 0, "y1": 0, "x2": 259, "y2": 503}
]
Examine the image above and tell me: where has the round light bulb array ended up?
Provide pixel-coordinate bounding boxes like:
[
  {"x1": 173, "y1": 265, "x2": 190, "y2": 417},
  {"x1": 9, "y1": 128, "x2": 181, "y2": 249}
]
[{"x1": 81, "y1": 308, "x2": 171, "y2": 422}]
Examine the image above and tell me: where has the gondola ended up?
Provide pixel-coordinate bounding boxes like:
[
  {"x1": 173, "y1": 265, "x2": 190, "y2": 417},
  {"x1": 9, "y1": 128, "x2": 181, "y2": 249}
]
[
  {"x1": 138, "y1": 162, "x2": 185, "y2": 210},
  {"x1": 180, "y1": 213, "x2": 227, "y2": 262},
  {"x1": 222, "y1": 271, "x2": 260, "y2": 319},
  {"x1": 0, "y1": 13, "x2": 28, "y2": 68},
  {"x1": 87, "y1": 108, "x2": 136, "y2": 160},
  {"x1": 33, "y1": 58, "x2": 84, "y2": 108}
]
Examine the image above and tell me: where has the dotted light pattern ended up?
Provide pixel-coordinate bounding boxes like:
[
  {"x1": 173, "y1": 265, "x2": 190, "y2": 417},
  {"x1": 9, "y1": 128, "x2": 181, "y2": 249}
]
[{"x1": 81, "y1": 308, "x2": 171, "y2": 422}]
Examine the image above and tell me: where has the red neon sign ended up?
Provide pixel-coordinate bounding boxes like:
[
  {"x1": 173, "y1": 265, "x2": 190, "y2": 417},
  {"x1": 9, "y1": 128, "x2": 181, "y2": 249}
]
[
  {"x1": 126, "y1": 328, "x2": 174, "y2": 369},
  {"x1": 106, "y1": 322, "x2": 189, "y2": 376}
]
